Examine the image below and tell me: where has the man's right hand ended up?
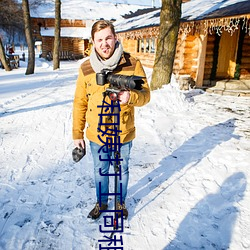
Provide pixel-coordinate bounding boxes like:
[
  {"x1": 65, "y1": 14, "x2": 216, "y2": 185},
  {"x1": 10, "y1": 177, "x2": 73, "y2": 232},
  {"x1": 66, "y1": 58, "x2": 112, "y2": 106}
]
[{"x1": 74, "y1": 139, "x2": 85, "y2": 149}]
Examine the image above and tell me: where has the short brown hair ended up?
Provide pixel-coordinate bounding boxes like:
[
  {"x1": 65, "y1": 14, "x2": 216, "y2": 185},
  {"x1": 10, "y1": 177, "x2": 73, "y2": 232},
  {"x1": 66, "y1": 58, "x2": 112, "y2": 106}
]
[{"x1": 91, "y1": 20, "x2": 116, "y2": 40}]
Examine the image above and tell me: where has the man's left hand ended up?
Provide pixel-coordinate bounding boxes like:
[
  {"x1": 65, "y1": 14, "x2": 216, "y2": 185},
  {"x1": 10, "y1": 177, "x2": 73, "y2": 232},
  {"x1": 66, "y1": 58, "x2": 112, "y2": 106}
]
[{"x1": 118, "y1": 90, "x2": 130, "y2": 104}]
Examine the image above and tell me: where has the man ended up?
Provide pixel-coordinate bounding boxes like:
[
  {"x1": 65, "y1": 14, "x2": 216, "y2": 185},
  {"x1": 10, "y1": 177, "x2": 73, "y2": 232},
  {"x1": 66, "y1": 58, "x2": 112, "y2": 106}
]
[{"x1": 72, "y1": 20, "x2": 150, "y2": 220}]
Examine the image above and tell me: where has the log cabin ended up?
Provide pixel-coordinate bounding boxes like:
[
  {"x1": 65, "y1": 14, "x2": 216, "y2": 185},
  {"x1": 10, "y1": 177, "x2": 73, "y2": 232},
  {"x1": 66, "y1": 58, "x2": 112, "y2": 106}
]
[
  {"x1": 115, "y1": 0, "x2": 250, "y2": 94},
  {"x1": 31, "y1": 18, "x2": 92, "y2": 60}
]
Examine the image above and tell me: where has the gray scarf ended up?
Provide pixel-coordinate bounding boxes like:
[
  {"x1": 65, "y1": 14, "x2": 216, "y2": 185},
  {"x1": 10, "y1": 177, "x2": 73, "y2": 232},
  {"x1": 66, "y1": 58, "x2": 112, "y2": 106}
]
[{"x1": 90, "y1": 41, "x2": 123, "y2": 73}]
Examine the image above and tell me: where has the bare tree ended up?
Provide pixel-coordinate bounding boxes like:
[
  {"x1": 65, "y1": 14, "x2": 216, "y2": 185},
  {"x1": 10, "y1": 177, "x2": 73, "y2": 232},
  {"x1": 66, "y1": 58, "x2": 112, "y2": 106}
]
[
  {"x1": 0, "y1": 0, "x2": 24, "y2": 37},
  {"x1": 0, "y1": 37, "x2": 11, "y2": 71},
  {"x1": 0, "y1": 0, "x2": 23, "y2": 71},
  {"x1": 151, "y1": 0, "x2": 182, "y2": 90},
  {"x1": 53, "y1": 0, "x2": 61, "y2": 70},
  {"x1": 22, "y1": 0, "x2": 35, "y2": 75}
]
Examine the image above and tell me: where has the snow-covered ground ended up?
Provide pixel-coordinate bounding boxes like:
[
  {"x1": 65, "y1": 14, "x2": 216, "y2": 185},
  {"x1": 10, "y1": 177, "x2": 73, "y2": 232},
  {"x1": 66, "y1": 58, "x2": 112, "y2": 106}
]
[{"x1": 0, "y1": 49, "x2": 250, "y2": 250}]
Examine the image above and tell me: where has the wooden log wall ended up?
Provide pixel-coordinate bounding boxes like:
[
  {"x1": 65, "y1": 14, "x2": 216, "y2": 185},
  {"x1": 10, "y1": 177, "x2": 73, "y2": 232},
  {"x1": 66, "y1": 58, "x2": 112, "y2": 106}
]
[
  {"x1": 173, "y1": 34, "x2": 185, "y2": 75},
  {"x1": 32, "y1": 18, "x2": 86, "y2": 29},
  {"x1": 183, "y1": 35, "x2": 198, "y2": 79},
  {"x1": 72, "y1": 38, "x2": 87, "y2": 56},
  {"x1": 41, "y1": 37, "x2": 86, "y2": 58},
  {"x1": 120, "y1": 31, "x2": 200, "y2": 78},
  {"x1": 120, "y1": 38, "x2": 156, "y2": 68},
  {"x1": 120, "y1": 39, "x2": 137, "y2": 54},
  {"x1": 134, "y1": 53, "x2": 155, "y2": 68},
  {"x1": 173, "y1": 34, "x2": 199, "y2": 80},
  {"x1": 61, "y1": 38, "x2": 74, "y2": 52},
  {"x1": 41, "y1": 37, "x2": 53, "y2": 58}
]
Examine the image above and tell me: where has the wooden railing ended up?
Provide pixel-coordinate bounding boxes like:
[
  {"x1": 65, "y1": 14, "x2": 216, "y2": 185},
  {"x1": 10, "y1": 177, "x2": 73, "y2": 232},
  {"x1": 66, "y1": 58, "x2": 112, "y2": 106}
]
[{"x1": 46, "y1": 51, "x2": 83, "y2": 61}]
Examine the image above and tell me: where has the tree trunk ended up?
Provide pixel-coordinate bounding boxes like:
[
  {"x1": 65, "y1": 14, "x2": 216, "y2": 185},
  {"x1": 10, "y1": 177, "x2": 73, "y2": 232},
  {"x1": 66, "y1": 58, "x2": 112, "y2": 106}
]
[
  {"x1": 0, "y1": 37, "x2": 11, "y2": 71},
  {"x1": 22, "y1": 0, "x2": 35, "y2": 75},
  {"x1": 53, "y1": 0, "x2": 61, "y2": 70},
  {"x1": 151, "y1": 0, "x2": 182, "y2": 90}
]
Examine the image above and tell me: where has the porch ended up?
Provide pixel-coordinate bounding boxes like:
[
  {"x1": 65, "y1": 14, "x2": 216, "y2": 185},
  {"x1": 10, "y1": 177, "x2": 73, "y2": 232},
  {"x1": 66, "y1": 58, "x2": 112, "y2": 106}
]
[{"x1": 205, "y1": 79, "x2": 250, "y2": 97}]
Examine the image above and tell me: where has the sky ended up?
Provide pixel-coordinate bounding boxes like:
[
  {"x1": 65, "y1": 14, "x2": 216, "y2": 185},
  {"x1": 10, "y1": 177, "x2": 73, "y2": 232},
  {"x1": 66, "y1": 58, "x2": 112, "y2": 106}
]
[{"x1": 0, "y1": 47, "x2": 249, "y2": 250}]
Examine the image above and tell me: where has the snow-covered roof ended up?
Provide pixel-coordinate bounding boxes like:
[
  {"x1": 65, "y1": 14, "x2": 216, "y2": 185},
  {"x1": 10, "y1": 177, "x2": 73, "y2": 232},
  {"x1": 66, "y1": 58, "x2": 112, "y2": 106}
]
[
  {"x1": 114, "y1": 0, "x2": 250, "y2": 33},
  {"x1": 182, "y1": 0, "x2": 250, "y2": 21},
  {"x1": 114, "y1": 8, "x2": 160, "y2": 32},
  {"x1": 30, "y1": 0, "x2": 151, "y2": 20},
  {"x1": 40, "y1": 27, "x2": 91, "y2": 39}
]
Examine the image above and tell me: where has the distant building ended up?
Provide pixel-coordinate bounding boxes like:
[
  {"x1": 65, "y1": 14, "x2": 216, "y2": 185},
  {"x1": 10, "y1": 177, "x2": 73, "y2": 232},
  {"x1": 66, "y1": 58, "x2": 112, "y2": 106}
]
[
  {"x1": 31, "y1": 17, "x2": 92, "y2": 60},
  {"x1": 30, "y1": 1, "x2": 151, "y2": 60}
]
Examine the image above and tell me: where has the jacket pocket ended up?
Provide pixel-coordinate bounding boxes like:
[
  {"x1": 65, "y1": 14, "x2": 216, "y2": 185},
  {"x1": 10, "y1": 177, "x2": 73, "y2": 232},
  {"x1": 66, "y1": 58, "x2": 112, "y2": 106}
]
[{"x1": 121, "y1": 106, "x2": 134, "y2": 132}]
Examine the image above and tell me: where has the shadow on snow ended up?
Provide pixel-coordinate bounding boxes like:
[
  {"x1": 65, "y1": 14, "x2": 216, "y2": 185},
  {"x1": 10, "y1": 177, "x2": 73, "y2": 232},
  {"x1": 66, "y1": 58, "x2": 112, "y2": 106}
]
[
  {"x1": 0, "y1": 100, "x2": 73, "y2": 117},
  {"x1": 164, "y1": 172, "x2": 247, "y2": 249},
  {"x1": 129, "y1": 118, "x2": 239, "y2": 212},
  {"x1": 128, "y1": 118, "x2": 243, "y2": 248}
]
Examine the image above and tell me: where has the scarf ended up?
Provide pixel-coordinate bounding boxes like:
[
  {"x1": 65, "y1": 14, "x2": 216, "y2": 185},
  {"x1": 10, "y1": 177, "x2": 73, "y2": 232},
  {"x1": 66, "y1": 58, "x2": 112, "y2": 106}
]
[{"x1": 89, "y1": 41, "x2": 123, "y2": 73}]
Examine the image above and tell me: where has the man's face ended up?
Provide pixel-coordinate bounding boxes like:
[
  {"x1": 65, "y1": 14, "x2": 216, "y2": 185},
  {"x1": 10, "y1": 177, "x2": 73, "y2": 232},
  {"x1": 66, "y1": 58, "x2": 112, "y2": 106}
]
[{"x1": 93, "y1": 27, "x2": 117, "y2": 60}]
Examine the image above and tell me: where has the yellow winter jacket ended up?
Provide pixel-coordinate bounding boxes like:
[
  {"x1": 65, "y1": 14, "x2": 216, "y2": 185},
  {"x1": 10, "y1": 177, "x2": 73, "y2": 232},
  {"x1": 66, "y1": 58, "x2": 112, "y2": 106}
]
[{"x1": 72, "y1": 52, "x2": 150, "y2": 145}]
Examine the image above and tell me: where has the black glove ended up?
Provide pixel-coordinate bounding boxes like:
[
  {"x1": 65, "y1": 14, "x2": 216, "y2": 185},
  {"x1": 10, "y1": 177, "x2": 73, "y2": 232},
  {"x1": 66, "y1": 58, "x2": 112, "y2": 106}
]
[{"x1": 72, "y1": 146, "x2": 86, "y2": 162}]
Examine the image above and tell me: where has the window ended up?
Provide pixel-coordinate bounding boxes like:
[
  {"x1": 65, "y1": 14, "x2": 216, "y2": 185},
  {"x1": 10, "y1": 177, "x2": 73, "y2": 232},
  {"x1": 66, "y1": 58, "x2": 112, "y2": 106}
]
[{"x1": 137, "y1": 38, "x2": 156, "y2": 54}]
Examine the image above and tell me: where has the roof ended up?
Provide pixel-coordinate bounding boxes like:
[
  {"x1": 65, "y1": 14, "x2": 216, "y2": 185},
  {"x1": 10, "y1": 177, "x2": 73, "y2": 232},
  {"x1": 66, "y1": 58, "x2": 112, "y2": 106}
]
[
  {"x1": 114, "y1": 0, "x2": 250, "y2": 32},
  {"x1": 182, "y1": 0, "x2": 250, "y2": 21},
  {"x1": 40, "y1": 27, "x2": 91, "y2": 39},
  {"x1": 115, "y1": 8, "x2": 160, "y2": 32},
  {"x1": 194, "y1": 1, "x2": 250, "y2": 20},
  {"x1": 30, "y1": 0, "x2": 151, "y2": 20}
]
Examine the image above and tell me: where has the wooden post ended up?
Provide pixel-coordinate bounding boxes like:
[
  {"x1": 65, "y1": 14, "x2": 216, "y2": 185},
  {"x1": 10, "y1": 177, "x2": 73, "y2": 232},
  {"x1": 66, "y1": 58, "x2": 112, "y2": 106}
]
[{"x1": 195, "y1": 32, "x2": 207, "y2": 87}]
